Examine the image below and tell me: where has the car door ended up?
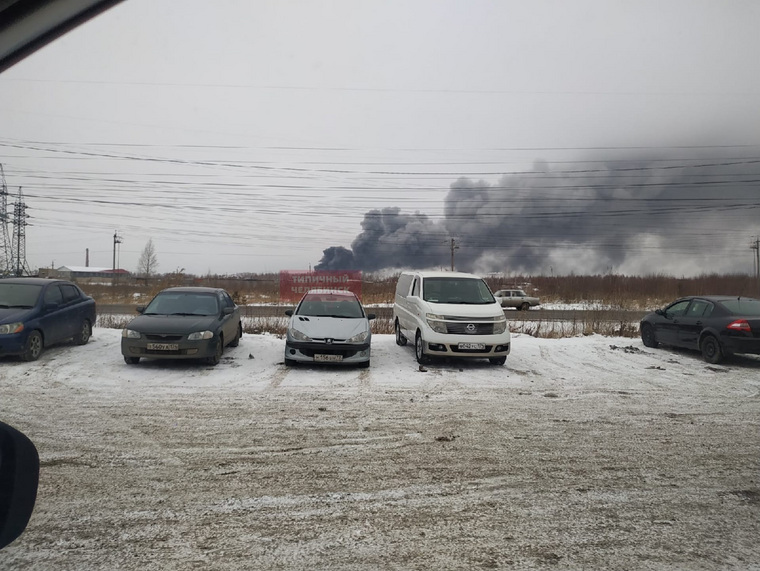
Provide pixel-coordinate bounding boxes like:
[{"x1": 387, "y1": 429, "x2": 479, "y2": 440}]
[
  {"x1": 58, "y1": 283, "x2": 85, "y2": 339},
  {"x1": 219, "y1": 291, "x2": 237, "y2": 342},
  {"x1": 397, "y1": 276, "x2": 416, "y2": 336},
  {"x1": 676, "y1": 299, "x2": 713, "y2": 349},
  {"x1": 38, "y1": 284, "x2": 67, "y2": 344},
  {"x1": 654, "y1": 299, "x2": 691, "y2": 347}
]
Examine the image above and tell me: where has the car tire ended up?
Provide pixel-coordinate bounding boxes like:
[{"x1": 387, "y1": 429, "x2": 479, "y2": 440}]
[
  {"x1": 700, "y1": 334, "x2": 723, "y2": 364},
  {"x1": 640, "y1": 323, "x2": 658, "y2": 348},
  {"x1": 284, "y1": 357, "x2": 297, "y2": 367},
  {"x1": 124, "y1": 356, "x2": 140, "y2": 365},
  {"x1": 519, "y1": 302, "x2": 530, "y2": 311},
  {"x1": 229, "y1": 322, "x2": 242, "y2": 347},
  {"x1": 74, "y1": 320, "x2": 91, "y2": 345},
  {"x1": 489, "y1": 356, "x2": 507, "y2": 366},
  {"x1": 21, "y1": 331, "x2": 43, "y2": 362},
  {"x1": 415, "y1": 331, "x2": 428, "y2": 365},
  {"x1": 395, "y1": 320, "x2": 407, "y2": 346},
  {"x1": 358, "y1": 359, "x2": 370, "y2": 369},
  {"x1": 206, "y1": 337, "x2": 223, "y2": 366}
]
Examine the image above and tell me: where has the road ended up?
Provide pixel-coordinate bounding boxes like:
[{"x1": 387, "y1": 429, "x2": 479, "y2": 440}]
[{"x1": 100, "y1": 304, "x2": 648, "y2": 322}]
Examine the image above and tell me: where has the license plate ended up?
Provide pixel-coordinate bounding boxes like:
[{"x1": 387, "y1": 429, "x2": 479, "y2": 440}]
[
  {"x1": 315, "y1": 354, "x2": 343, "y2": 362},
  {"x1": 146, "y1": 343, "x2": 179, "y2": 351},
  {"x1": 458, "y1": 342, "x2": 485, "y2": 350}
]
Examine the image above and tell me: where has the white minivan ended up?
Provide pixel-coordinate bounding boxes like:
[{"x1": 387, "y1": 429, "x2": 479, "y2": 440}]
[{"x1": 393, "y1": 271, "x2": 511, "y2": 365}]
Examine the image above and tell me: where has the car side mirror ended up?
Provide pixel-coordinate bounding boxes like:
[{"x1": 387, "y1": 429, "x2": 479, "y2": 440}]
[
  {"x1": 0, "y1": 422, "x2": 39, "y2": 550},
  {"x1": 285, "y1": 310, "x2": 293, "y2": 316},
  {"x1": 222, "y1": 307, "x2": 234, "y2": 316},
  {"x1": 366, "y1": 313, "x2": 376, "y2": 320},
  {"x1": 136, "y1": 306, "x2": 145, "y2": 314}
]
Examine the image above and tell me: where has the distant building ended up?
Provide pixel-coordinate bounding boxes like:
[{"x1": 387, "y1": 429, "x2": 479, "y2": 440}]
[{"x1": 41, "y1": 266, "x2": 130, "y2": 282}]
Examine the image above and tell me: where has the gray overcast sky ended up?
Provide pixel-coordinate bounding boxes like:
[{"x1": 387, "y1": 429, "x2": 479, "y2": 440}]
[{"x1": 1, "y1": 0, "x2": 759, "y2": 277}]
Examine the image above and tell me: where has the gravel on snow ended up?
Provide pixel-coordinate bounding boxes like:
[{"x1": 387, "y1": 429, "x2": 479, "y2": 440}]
[{"x1": 1, "y1": 328, "x2": 758, "y2": 570}]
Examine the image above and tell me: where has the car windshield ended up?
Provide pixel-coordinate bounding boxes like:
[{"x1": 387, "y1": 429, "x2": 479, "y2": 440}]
[
  {"x1": 143, "y1": 293, "x2": 219, "y2": 316},
  {"x1": 721, "y1": 299, "x2": 760, "y2": 316},
  {"x1": 423, "y1": 278, "x2": 495, "y2": 304},
  {"x1": 0, "y1": 283, "x2": 42, "y2": 308},
  {"x1": 296, "y1": 293, "x2": 364, "y2": 318}
]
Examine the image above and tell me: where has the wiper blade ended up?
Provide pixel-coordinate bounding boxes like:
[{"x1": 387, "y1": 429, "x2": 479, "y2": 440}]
[
  {"x1": 169, "y1": 312, "x2": 197, "y2": 316},
  {"x1": 8, "y1": 304, "x2": 33, "y2": 308}
]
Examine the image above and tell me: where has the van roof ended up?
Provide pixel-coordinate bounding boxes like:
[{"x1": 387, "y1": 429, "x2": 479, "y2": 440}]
[{"x1": 399, "y1": 271, "x2": 483, "y2": 279}]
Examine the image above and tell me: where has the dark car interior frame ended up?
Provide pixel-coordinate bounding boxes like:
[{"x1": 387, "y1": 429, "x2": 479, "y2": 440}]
[{"x1": 0, "y1": 0, "x2": 125, "y2": 549}]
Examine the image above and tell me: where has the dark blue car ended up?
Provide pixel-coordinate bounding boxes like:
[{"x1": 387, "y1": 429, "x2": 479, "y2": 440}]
[{"x1": 0, "y1": 278, "x2": 96, "y2": 361}]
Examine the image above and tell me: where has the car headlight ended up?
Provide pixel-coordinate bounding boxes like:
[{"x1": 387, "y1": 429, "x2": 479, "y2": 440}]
[
  {"x1": 425, "y1": 313, "x2": 447, "y2": 334},
  {"x1": 493, "y1": 317, "x2": 507, "y2": 334},
  {"x1": 347, "y1": 331, "x2": 369, "y2": 343},
  {"x1": 122, "y1": 329, "x2": 141, "y2": 339},
  {"x1": 289, "y1": 328, "x2": 312, "y2": 342},
  {"x1": 0, "y1": 322, "x2": 24, "y2": 335},
  {"x1": 188, "y1": 331, "x2": 214, "y2": 341}
]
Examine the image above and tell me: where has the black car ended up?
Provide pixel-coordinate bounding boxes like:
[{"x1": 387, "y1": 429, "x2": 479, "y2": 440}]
[
  {"x1": 0, "y1": 277, "x2": 96, "y2": 361},
  {"x1": 640, "y1": 296, "x2": 760, "y2": 364},
  {"x1": 121, "y1": 287, "x2": 243, "y2": 366}
]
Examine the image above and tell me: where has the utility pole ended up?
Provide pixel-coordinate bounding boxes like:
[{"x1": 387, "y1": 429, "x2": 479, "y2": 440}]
[
  {"x1": 0, "y1": 164, "x2": 12, "y2": 275},
  {"x1": 112, "y1": 230, "x2": 122, "y2": 286},
  {"x1": 449, "y1": 238, "x2": 459, "y2": 271},
  {"x1": 11, "y1": 187, "x2": 30, "y2": 277},
  {"x1": 752, "y1": 236, "x2": 760, "y2": 295}
]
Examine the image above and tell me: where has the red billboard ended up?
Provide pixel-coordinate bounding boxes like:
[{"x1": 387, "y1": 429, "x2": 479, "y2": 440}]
[{"x1": 279, "y1": 270, "x2": 363, "y2": 303}]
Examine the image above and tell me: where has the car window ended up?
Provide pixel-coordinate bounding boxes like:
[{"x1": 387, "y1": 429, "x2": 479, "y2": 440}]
[
  {"x1": 395, "y1": 274, "x2": 413, "y2": 297},
  {"x1": 0, "y1": 283, "x2": 43, "y2": 307},
  {"x1": 665, "y1": 300, "x2": 690, "y2": 317},
  {"x1": 721, "y1": 299, "x2": 760, "y2": 316},
  {"x1": 221, "y1": 292, "x2": 235, "y2": 308},
  {"x1": 144, "y1": 293, "x2": 219, "y2": 315},
  {"x1": 43, "y1": 285, "x2": 64, "y2": 306},
  {"x1": 411, "y1": 279, "x2": 420, "y2": 297},
  {"x1": 687, "y1": 300, "x2": 711, "y2": 317},
  {"x1": 60, "y1": 284, "x2": 81, "y2": 303},
  {"x1": 297, "y1": 293, "x2": 363, "y2": 318}
]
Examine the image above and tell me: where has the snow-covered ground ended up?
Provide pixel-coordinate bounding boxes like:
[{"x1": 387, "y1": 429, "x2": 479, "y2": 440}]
[{"x1": 1, "y1": 329, "x2": 758, "y2": 570}]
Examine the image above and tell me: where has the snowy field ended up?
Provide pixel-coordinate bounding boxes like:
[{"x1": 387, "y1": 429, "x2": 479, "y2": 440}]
[{"x1": 1, "y1": 329, "x2": 759, "y2": 570}]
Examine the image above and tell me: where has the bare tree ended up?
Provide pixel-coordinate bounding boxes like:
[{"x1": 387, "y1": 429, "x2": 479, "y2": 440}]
[{"x1": 137, "y1": 238, "x2": 159, "y2": 279}]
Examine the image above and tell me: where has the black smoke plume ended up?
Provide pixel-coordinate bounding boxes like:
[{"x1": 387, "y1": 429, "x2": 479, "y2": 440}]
[{"x1": 316, "y1": 155, "x2": 760, "y2": 275}]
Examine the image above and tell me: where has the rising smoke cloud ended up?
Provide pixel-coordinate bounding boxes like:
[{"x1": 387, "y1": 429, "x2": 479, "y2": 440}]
[{"x1": 316, "y1": 155, "x2": 760, "y2": 276}]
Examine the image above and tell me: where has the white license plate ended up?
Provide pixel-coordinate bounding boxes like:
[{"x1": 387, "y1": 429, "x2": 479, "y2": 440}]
[
  {"x1": 458, "y1": 342, "x2": 485, "y2": 350},
  {"x1": 146, "y1": 343, "x2": 179, "y2": 351},
  {"x1": 315, "y1": 354, "x2": 343, "y2": 362}
]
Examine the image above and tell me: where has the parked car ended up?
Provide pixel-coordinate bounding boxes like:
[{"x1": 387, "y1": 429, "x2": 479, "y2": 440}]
[
  {"x1": 284, "y1": 289, "x2": 375, "y2": 368},
  {"x1": 393, "y1": 271, "x2": 510, "y2": 365},
  {"x1": 640, "y1": 296, "x2": 760, "y2": 364},
  {"x1": 121, "y1": 287, "x2": 242, "y2": 366},
  {"x1": 494, "y1": 289, "x2": 541, "y2": 310},
  {"x1": 0, "y1": 277, "x2": 96, "y2": 361}
]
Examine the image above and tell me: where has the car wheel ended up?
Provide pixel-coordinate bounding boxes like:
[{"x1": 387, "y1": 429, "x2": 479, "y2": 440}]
[
  {"x1": 206, "y1": 337, "x2": 223, "y2": 366},
  {"x1": 21, "y1": 331, "x2": 43, "y2": 362},
  {"x1": 489, "y1": 356, "x2": 507, "y2": 366},
  {"x1": 640, "y1": 323, "x2": 658, "y2": 348},
  {"x1": 74, "y1": 320, "x2": 92, "y2": 345},
  {"x1": 284, "y1": 357, "x2": 297, "y2": 367},
  {"x1": 519, "y1": 302, "x2": 530, "y2": 311},
  {"x1": 229, "y1": 322, "x2": 242, "y2": 347},
  {"x1": 395, "y1": 320, "x2": 407, "y2": 346},
  {"x1": 700, "y1": 335, "x2": 723, "y2": 364},
  {"x1": 415, "y1": 331, "x2": 428, "y2": 364},
  {"x1": 124, "y1": 356, "x2": 140, "y2": 365},
  {"x1": 358, "y1": 359, "x2": 370, "y2": 369}
]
